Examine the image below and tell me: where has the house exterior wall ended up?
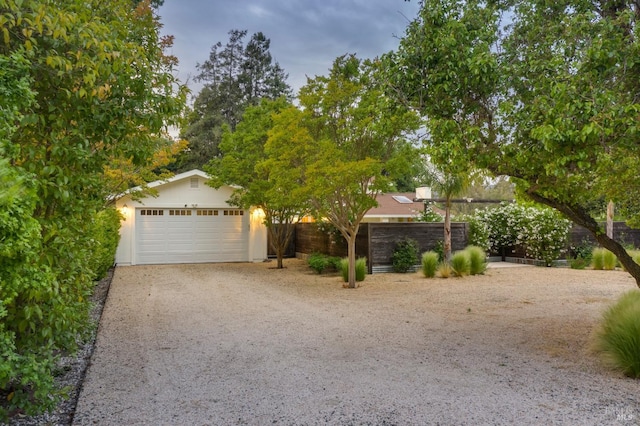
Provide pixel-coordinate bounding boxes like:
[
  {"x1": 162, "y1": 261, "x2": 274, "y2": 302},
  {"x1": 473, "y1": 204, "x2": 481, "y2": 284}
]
[{"x1": 115, "y1": 173, "x2": 267, "y2": 265}]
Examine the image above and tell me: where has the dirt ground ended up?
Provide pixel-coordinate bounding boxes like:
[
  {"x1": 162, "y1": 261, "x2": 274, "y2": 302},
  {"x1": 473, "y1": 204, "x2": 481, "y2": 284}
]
[{"x1": 72, "y1": 259, "x2": 640, "y2": 425}]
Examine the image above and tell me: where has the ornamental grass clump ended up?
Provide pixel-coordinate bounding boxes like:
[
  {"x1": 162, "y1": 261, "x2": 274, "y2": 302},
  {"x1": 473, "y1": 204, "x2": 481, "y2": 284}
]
[
  {"x1": 421, "y1": 251, "x2": 439, "y2": 278},
  {"x1": 450, "y1": 251, "x2": 471, "y2": 277},
  {"x1": 592, "y1": 248, "x2": 606, "y2": 270},
  {"x1": 603, "y1": 250, "x2": 618, "y2": 270},
  {"x1": 437, "y1": 261, "x2": 453, "y2": 278},
  {"x1": 593, "y1": 290, "x2": 640, "y2": 378},
  {"x1": 465, "y1": 245, "x2": 487, "y2": 275},
  {"x1": 339, "y1": 257, "x2": 367, "y2": 282}
]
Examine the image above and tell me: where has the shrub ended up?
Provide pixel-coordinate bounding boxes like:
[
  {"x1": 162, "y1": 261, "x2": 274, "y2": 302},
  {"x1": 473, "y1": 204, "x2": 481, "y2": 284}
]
[
  {"x1": 570, "y1": 238, "x2": 594, "y2": 264},
  {"x1": 391, "y1": 238, "x2": 420, "y2": 273},
  {"x1": 308, "y1": 253, "x2": 341, "y2": 274},
  {"x1": 437, "y1": 261, "x2": 452, "y2": 278},
  {"x1": 570, "y1": 258, "x2": 589, "y2": 270},
  {"x1": 308, "y1": 252, "x2": 330, "y2": 274},
  {"x1": 90, "y1": 208, "x2": 122, "y2": 280},
  {"x1": 593, "y1": 290, "x2": 640, "y2": 378},
  {"x1": 465, "y1": 246, "x2": 487, "y2": 275},
  {"x1": 421, "y1": 251, "x2": 439, "y2": 278},
  {"x1": 329, "y1": 256, "x2": 342, "y2": 271},
  {"x1": 339, "y1": 257, "x2": 367, "y2": 282},
  {"x1": 471, "y1": 203, "x2": 571, "y2": 265},
  {"x1": 450, "y1": 251, "x2": 471, "y2": 277},
  {"x1": 462, "y1": 215, "x2": 490, "y2": 253},
  {"x1": 520, "y1": 207, "x2": 572, "y2": 266},
  {"x1": 603, "y1": 250, "x2": 617, "y2": 270},
  {"x1": 592, "y1": 248, "x2": 606, "y2": 270}
]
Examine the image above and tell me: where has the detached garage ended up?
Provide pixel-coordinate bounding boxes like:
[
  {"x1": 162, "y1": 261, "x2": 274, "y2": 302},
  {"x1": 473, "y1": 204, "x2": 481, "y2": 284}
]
[{"x1": 115, "y1": 169, "x2": 267, "y2": 265}]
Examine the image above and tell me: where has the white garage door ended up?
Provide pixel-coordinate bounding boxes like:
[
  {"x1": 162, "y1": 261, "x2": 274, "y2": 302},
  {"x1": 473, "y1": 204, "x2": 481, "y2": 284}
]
[{"x1": 135, "y1": 208, "x2": 248, "y2": 264}]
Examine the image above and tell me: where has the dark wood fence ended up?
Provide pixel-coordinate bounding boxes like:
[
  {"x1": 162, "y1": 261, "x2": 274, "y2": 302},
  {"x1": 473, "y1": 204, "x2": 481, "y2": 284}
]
[
  {"x1": 266, "y1": 225, "x2": 296, "y2": 258},
  {"x1": 292, "y1": 222, "x2": 469, "y2": 273},
  {"x1": 268, "y1": 221, "x2": 640, "y2": 271},
  {"x1": 569, "y1": 222, "x2": 640, "y2": 250}
]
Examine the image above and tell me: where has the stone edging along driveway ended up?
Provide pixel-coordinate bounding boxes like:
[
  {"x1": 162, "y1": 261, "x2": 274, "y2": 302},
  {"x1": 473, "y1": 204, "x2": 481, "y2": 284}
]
[{"x1": 73, "y1": 260, "x2": 639, "y2": 425}]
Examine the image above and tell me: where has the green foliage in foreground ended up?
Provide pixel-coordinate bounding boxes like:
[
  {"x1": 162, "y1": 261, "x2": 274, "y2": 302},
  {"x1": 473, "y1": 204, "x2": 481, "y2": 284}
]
[
  {"x1": 1, "y1": 0, "x2": 183, "y2": 417},
  {"x1": 421, "y1": 251, "x2": 439, "y2": 278},
  {"x1": 91, "y1": 209, "x2": 123, "y2": 280},
  {"x1": 594, "y1": 290, "x2": 640, "y2": 378},
  {"x1": 340, "y1": 258, "x2": 367, "y2": 283}
]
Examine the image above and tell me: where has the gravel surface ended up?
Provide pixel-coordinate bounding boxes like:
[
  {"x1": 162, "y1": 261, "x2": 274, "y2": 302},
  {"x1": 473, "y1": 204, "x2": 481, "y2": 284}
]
[{"x1": 50, "y1": 261, "x2": 640, "y2": 424}]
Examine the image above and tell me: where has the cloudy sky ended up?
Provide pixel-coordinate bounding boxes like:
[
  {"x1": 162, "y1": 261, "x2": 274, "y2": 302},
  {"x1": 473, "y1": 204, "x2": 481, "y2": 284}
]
[{"x1": 158, "y1": 1, "x2": 421, "y2": 98}]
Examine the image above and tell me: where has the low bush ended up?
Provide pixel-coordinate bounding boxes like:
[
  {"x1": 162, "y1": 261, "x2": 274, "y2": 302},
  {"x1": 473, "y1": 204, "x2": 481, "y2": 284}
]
[
  {"x1": 421, "y1": 251, "x2": 439, "y2": 278},
  {"x1": 570, "y1": 239, "x2": 594, "y2": 264},
  {"x1": 450, "y1": 251, "x2": 471, "y2": 277},
  {"x1": 437, "y1": 261, "x2": 453, "y2": 278},
  {"x1": 307, "y1": 253, "x2": 341, "y2": 274},
  {"x1": 339, "y1": 257, "x2": 367, "y2": 282},
  {"x1": 570, "y1": 258, "x2": 589, "y2": 270},
  {"x1": 593, "y1": 290, "x2": 640, "y2": 378},
  {"x1": 308, "y1": 252, "x2": 330, "y2": 274},
  {"x1": 391, "y1": 238, "x2": 420, "y2": 273},
  {"x1": 465, "y1": 246, "x2": 487, "y2": 275}
]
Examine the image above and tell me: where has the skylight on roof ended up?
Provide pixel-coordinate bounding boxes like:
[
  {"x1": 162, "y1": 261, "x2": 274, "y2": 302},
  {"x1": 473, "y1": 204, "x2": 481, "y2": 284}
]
[{"x1": 392, "y1": 195, "x2": 413, "y2": 204}]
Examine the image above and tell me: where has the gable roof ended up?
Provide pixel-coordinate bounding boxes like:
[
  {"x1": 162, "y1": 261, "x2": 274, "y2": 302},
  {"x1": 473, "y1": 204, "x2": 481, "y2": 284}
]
[
  {"x1": 144, "y1": 169, "x2": 210, "y2": 190},
  {"x1": 113, "y1": 169, "x2": 213, "y2": 202},
  {"x1": 366, "y1": 192, "x2": 443, "y2": 218}
]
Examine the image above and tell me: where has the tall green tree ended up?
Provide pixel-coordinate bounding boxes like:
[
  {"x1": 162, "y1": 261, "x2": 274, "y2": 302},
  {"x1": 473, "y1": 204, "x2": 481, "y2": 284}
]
[
  {"x1": 391, "y1": 0, "x2": 640, "y2": 285},
  {"x1": 0, "y1": 0, "x2": 186, "y2": 415},
  {"x1": 496, "y1": 0, "x2": 640, "y2": 282},
  {"x1": 178, "y1": 30, "x2": 291, "y2": 171},
  {"x1": 205, "y1": 98, "x2": 308, "y2": 269},
  {"x1": 299, "y1": 54, "x2": 420, "y2": 288}
]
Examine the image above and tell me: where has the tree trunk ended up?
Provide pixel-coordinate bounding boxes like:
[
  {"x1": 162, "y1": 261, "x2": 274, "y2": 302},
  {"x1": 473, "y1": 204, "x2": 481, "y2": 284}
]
[
  {"x1": 276, "y1": 247, "x2": 284, "y2": 269},
  {"x1": 268, "y1": 223, "x2": 296, "y2": 270},
  {"x1": 526, "y1": 190, "x2": 640, "y2": 287},
  {"x1": 347, "y1": 232, "x2": 358, "y2": 289},
  {"x1": 443, "y1": 197, "x2": 452, "y2": 263}
]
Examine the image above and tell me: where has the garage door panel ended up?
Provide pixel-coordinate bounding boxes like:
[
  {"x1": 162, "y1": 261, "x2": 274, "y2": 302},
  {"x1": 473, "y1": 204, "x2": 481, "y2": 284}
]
[{"x1": 135, "y1": 208, "x2": 248, "y2": 264}]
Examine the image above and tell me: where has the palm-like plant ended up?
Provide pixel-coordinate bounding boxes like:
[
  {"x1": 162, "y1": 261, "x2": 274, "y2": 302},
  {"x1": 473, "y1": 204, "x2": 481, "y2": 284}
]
[{"x1": 421, "y1": 161, "x2": 471, "y2": 262}]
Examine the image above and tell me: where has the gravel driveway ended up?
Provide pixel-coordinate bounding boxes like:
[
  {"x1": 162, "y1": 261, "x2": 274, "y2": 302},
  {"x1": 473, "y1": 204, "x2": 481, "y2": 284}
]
[{"x1": 73, "y1": 260, "x2": 640, "y2": 425}]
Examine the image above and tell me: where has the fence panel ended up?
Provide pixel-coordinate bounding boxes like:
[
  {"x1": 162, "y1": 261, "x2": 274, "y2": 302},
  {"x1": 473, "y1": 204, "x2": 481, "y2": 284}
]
[
  {"x1": 266, "y1": 224, "x2": 296, "y2": 258},
  {"x1": 368, "y1": 223, "x2": 468, "y2": 272}
]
